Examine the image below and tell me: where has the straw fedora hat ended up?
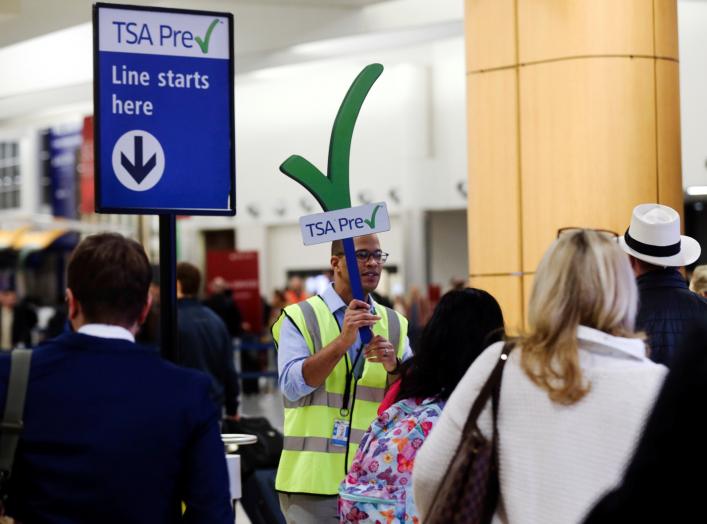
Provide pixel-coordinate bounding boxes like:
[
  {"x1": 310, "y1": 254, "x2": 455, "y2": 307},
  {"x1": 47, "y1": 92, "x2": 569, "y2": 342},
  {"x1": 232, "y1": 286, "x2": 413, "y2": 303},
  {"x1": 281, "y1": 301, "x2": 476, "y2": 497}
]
[{"x1": 618, "y1": 203, "x2": 701, "y2": 267}]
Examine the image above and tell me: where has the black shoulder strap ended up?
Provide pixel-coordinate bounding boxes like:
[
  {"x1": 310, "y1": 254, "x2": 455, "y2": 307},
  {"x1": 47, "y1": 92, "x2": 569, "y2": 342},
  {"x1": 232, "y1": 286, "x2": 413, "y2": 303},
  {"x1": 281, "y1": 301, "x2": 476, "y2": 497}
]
[
  {"x1": 462, "y1": 342, "x2": 513, "y2": 436},
  {"x1": 0, "y1": 348, "x2": 32, "y2": 477}
]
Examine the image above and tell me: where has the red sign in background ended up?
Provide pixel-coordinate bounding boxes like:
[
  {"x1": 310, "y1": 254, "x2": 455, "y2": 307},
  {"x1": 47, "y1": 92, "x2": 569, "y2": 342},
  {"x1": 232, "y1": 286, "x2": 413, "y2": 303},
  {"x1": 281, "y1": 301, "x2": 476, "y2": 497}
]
[
  {"x1": 206, "y1": 250, "x2": 262, "y2": 334},
  {"x1": 79, "y1": 115, "x2": 94, "y2": 215}
]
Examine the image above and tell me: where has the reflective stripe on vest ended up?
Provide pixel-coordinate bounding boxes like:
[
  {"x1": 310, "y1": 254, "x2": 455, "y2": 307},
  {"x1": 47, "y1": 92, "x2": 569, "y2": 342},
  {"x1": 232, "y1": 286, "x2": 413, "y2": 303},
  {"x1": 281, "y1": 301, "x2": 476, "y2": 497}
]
[{"x1": 273, "y1": 294, "x2": 408, "y2": 495}]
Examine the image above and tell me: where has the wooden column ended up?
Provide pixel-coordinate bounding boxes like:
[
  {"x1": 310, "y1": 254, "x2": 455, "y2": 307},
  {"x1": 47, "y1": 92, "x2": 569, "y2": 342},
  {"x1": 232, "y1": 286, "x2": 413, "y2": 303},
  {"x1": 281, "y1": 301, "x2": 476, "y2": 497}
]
[{"x1": 465, "y1": 0, "x2": 682, "y2": 331}]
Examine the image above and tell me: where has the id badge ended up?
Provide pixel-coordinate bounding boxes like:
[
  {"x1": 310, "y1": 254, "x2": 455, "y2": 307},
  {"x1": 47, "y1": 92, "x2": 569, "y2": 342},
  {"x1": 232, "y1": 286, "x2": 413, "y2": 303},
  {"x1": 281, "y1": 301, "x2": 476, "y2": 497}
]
[{"x1": 331, "y1": 419, "x2": 350, "y2": 447}]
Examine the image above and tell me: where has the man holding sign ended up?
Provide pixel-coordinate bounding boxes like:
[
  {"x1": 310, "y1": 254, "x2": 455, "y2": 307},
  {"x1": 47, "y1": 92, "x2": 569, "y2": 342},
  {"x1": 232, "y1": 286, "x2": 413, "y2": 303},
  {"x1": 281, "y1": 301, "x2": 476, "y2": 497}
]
[{"x1": 273, "y1": 233, "x2": 411, "y2": 522}]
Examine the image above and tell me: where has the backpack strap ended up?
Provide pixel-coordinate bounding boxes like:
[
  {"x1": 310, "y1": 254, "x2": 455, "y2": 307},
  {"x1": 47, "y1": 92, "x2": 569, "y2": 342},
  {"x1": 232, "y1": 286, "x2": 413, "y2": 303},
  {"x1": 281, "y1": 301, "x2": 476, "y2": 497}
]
[{"x1": 0, "y1": 349, "x2": 33, "y2": 480}]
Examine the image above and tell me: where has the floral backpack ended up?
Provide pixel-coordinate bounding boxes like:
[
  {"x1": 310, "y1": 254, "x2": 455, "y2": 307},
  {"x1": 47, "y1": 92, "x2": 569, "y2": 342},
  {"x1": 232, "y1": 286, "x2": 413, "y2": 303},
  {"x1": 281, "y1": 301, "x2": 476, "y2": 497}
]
[{"x1": 338, "y1": 397, "x2": 444, "y2": 524}]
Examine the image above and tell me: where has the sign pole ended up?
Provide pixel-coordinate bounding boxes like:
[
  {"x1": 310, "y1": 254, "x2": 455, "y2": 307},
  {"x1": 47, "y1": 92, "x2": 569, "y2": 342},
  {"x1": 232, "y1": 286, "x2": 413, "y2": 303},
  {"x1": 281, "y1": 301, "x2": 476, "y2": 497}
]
[
  {"x1": 159, "y1": 214, "x2": 178, "y2": 362},
  {"x1": 342, "y1": 237, "x2": 371, "y2": 344}
]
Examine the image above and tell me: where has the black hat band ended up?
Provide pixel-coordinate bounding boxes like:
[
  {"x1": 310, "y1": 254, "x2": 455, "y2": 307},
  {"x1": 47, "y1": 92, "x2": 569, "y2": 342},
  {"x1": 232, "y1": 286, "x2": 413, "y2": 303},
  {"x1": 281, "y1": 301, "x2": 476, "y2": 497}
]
[{"x1": 624, "y1": 228, "x2": 681, "y2": 258}]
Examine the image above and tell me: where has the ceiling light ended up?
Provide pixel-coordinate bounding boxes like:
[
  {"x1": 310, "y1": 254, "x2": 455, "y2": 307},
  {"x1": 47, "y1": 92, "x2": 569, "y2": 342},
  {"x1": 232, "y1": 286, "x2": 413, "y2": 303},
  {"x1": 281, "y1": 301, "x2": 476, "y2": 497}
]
[{"x1": 686, "y1": 186, "x2": 707, "y2": 196}]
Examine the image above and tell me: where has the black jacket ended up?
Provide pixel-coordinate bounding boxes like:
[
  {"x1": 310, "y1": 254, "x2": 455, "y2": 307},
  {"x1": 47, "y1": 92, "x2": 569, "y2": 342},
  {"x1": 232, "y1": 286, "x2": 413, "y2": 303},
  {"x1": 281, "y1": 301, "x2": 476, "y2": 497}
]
[
  {"x1": 177, "y1": 298, "x2": 240, "y2": 415},
  {"x1": 635, "y1": 268, "x2": 707, "y2": 367}
]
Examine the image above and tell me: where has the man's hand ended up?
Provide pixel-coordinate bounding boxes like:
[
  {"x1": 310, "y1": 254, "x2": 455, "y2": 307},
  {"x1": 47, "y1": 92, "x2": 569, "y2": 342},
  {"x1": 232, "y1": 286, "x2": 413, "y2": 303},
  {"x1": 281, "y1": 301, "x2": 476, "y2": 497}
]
[
  {"x1": 364, "y1": 335, "x2": 398, "y2": 373},
  {"x1": 224, "y1": 414, "x2": 241, "y2": 422},
  {"x1": 339, "y1": 299, "x2": 380, "y2": 349}
]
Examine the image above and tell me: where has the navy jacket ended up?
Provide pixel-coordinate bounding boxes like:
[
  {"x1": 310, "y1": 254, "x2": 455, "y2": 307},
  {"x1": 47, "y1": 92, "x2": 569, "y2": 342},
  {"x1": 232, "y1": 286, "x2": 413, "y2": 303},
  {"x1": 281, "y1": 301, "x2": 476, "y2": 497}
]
[
  {"x1": 177, "y1": 299, "x2": 239, "y2": 416},
  {"x1": 0, "y1": 332, "x2": 233, "y2": 524},
  {"x1": 635, "y1": 268, "x2": 707, "y2": 367}
]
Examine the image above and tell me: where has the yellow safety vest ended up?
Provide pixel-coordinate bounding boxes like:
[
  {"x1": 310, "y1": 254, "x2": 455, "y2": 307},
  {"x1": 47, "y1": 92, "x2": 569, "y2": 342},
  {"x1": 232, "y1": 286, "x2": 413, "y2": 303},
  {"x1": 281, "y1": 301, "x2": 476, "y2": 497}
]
[{"x1": 272, "y1": 295, "x2": 407, "y2": 495}]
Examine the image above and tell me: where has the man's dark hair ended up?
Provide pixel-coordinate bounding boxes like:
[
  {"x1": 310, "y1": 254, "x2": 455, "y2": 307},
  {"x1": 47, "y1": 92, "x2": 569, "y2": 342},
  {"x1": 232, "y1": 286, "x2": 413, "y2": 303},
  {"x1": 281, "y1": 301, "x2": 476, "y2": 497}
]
[
  {"x1": 396, "y1": 288, "x2": 505, "y2": 402},
  {"x1": 177, "y1": 262, "x2": 201, "y2": 296},
  {"x1": 632, "y1": 256, "x2": 667, "y2": 272},
  {"x1": 68, "y1": 233, "x2": 151, "y2": 326},
  {"x1": 331, "y1": 239, "x2": 343, "y2": 257}
]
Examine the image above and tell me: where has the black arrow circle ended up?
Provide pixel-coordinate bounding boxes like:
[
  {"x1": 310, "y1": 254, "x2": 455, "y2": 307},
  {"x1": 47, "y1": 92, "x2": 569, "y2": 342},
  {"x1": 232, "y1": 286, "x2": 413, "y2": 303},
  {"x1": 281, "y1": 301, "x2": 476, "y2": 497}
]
[{"x1": 120, "y1": 135, "x2": 157, "y2": 184}]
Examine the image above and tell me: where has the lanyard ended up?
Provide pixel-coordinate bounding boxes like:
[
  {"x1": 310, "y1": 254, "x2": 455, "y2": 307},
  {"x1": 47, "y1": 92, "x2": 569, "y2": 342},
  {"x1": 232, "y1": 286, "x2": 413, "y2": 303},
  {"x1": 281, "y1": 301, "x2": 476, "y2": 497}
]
[
  {"x1": 333, "y1": 301, "x2": 372, "y2": 417},
  {"x1": 340, "y1": 343, "x2": 364, "y2": 417}
]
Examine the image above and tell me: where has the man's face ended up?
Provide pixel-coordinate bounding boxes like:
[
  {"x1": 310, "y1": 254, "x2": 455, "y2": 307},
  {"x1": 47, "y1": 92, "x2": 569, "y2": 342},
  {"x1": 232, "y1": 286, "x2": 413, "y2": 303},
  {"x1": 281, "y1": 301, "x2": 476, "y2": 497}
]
[{"x1": 334, "y1": 234, "x2": 384, "y2": 294}]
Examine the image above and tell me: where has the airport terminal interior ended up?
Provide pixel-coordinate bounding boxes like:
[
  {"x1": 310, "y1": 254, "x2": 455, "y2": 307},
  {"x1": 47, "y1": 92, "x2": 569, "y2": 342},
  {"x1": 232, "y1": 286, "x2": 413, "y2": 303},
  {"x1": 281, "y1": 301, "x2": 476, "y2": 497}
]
[{"x1": 2, "y1": 0, "x2": 707, "y2": 522}]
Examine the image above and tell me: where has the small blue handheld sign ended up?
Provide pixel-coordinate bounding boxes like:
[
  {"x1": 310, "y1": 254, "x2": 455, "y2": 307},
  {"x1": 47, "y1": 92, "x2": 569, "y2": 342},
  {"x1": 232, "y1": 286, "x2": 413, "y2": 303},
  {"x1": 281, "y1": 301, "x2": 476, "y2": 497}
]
[
  {"x1": 94, "y1": 3, "x2": 235, "y2": 215},
  {"x1": 280, "y1": 64, "x2": 389, "y2": 344}
]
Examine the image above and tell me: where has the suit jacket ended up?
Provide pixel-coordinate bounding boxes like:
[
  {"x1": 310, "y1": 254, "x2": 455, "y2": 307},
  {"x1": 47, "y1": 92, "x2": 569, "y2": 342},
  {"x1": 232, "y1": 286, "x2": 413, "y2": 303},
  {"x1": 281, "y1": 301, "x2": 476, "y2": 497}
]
[{"x1": 0, "y1": 332, "x2": 233, "y2": 524}]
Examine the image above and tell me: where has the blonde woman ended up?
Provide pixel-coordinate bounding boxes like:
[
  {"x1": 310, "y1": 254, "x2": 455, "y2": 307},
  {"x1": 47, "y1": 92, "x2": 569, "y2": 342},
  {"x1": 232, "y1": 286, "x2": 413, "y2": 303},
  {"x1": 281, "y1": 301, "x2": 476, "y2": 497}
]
[{"x1": 412, "y1": 229, "x2": 667, "y2": 524}]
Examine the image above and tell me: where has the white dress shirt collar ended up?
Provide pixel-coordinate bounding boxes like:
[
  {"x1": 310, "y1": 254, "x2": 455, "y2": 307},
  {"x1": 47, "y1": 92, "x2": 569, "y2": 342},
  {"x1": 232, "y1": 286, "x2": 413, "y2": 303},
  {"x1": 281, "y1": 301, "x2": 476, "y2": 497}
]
[{"x1": 78, "y1": 324, "x2": 135, "y2": 343}]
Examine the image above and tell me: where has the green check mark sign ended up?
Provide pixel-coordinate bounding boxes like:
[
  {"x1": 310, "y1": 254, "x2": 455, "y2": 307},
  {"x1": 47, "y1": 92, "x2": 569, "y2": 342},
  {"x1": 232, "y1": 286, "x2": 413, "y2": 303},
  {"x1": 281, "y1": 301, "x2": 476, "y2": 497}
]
[
  {"x1": 279, "y1": 64, "x2": 384, "y2": 212},
  {"x1": 364, "y1": 204, "x2": 381, "y2": 229},
  {"x1": 195, "y1": 19, "x2": 220, "y2": 54},
  {"x1": 284, "y1": 64, "x2": 389, "y2": 342}
]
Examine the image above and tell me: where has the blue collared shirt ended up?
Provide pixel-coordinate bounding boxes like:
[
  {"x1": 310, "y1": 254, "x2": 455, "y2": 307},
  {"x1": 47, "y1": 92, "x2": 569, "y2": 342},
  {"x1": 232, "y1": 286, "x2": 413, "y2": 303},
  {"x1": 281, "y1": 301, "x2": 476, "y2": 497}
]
[{"x1": 277, "y1": 283, "x2": 413, "y2": 402}]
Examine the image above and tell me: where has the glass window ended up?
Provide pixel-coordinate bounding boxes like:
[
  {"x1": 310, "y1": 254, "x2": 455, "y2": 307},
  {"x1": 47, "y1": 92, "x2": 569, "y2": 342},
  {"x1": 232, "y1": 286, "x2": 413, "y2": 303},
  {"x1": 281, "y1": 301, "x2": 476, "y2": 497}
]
[{"x1": 0, "y1": 141, "x2": 21, "y2": 210}]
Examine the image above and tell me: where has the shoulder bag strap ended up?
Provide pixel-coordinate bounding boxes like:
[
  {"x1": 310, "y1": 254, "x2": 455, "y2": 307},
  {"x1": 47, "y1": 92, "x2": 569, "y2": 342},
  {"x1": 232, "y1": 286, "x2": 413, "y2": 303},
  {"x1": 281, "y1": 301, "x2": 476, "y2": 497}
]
[
  {"x1": 462, "y1": 342, "x2": 513, "y2": 436},
  {"x1": 0, "y1": 348, "x2": 33, "y2": 477}
]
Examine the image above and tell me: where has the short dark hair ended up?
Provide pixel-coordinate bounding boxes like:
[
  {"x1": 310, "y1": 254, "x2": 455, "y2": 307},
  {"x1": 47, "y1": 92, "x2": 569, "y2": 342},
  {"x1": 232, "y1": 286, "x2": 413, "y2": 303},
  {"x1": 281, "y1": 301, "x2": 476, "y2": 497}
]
[
  {"x1": 331, "y1": 239, "x2": 343, "y2": 257},
  {"x1": 632, "y1": 256, "x2": 666, "y2": 272},
  {"x1": 396, "y1": 288, "x2": 505, "y2": 402},
  {"x1": 68, "y1": 233, "x2": 151, "y2": 326},
  {"x1": 176, "y1": 262, "x2": 201, "y2": 296}
]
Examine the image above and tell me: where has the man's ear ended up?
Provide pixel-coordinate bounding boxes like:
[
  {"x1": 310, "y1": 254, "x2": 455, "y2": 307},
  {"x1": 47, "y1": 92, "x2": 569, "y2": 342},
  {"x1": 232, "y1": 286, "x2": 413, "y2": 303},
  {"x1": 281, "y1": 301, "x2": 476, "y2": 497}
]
[
  {"x1": 66, "y1": 288, "x2": 80, "y2": 320},
  {"x1": 138, "y1": 292, "x2": 153, "y2": 326},
  {"x1": 331, "y1": 255, "x2": 342, "y2": 274}
]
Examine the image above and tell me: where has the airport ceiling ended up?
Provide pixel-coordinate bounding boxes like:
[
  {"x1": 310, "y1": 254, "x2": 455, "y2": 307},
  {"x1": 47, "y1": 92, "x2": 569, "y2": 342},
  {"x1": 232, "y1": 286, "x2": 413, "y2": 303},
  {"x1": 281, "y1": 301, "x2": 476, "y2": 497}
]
[
  {"x1": 0, "y1": 0, "x2": 394, "y2": 49},
  {"x1": 0, "y1": 0, "x2": 461, "y2": 122}
]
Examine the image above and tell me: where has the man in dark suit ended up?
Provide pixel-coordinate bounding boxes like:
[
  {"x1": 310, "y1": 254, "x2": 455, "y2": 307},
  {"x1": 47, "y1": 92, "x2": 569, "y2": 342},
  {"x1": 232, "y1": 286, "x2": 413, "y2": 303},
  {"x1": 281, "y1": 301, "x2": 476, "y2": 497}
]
[{"x1": 0, "y1": 233, "x2": 233, "y2": 523}]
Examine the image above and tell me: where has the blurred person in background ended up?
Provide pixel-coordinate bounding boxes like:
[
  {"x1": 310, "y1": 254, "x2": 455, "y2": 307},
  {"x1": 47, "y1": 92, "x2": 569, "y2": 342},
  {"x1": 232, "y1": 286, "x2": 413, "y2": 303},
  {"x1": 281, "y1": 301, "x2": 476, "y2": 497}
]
[
  {"x1": 413, "y1": 228, "x2": 667, "y2": 524},
  {"x1": 0, "y1": 233, "x2": 233, "y2": 522},
  {"x1": 689, "y1": 264, "x2": 707, "y2": 297},
  {"x1": 266, "y1": 289, "x2": 287, "y2": 332},
  {"x1": 339, "y1": 288, "x2": 505, "y2": 523},
  {"x1": 284, "y1": 275, "x2": 309, "y2": 305},
  {"x1": 0, "y1": 283, "x2": 37, "y2": 351},
  {"x1": 177, "y1": 262, "x2": 240, "y2": 420},
  {"x1": 449, "y1": 276, "x2": 466, "y2": 292},
  {"x1": 204, "y1": 276, "x2": 244, "y2": 339},
  {"x1": 406, "y1": 286, "x2": 431, "y2": 350}
]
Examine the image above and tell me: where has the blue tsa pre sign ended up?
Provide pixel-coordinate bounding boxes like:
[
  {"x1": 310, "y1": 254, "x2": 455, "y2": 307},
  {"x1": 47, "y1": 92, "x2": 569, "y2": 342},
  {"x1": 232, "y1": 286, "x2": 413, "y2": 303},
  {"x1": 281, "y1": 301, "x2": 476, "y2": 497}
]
[{"x1": 93, "y1": 4, "x2": 235, "y2": 215}]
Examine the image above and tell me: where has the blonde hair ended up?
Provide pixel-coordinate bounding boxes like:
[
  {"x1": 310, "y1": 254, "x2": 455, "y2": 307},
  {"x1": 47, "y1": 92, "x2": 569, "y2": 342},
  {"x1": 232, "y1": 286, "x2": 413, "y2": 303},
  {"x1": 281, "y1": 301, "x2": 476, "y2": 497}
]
[
  {"x1": 689, "y1": 265, "x2": 707, "y2": 296},
  {"x1": 519, "y1": 229, "x2": 639, "y2": 405}
]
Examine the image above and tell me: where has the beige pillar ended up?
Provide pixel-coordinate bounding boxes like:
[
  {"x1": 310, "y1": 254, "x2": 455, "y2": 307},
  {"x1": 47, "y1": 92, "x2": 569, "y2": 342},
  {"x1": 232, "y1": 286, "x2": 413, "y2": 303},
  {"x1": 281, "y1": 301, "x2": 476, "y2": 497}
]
[{"x1": 465, "y1": 0, "x2": 682, "y2": 331}]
